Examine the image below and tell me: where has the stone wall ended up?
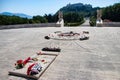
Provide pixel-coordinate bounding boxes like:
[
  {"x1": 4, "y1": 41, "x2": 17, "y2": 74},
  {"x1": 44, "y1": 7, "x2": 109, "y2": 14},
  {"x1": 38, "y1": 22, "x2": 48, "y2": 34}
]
[
  {"x1": 0, "y1": 23, "x2": 61, "y2": 30},
  {"x1": 103, "y1": 22, "x2": 120, "y2": 27}
]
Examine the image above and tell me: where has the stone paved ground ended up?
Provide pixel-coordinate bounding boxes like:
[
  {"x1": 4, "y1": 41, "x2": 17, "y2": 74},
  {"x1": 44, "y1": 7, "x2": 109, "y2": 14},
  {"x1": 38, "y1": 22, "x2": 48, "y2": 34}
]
[{"x1": 0, "y1": 27, "x2": 120, "y2": 80}]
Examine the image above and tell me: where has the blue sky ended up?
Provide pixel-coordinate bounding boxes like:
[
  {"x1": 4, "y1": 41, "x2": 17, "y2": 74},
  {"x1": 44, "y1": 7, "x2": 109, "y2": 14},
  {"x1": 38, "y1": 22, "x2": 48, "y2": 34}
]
[{"x1": 0, "y1": 0, "x2": 120, "y2": 16}]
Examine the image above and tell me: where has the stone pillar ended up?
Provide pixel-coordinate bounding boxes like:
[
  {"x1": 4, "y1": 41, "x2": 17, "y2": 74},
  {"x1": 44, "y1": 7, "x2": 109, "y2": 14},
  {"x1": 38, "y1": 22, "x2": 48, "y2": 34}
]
[
  {"x1": 96, "y1": 9, "x2": 103, "y2": 27},
  {"x1": 57, "y1": 11, "x2": 64, "y2": 27}
]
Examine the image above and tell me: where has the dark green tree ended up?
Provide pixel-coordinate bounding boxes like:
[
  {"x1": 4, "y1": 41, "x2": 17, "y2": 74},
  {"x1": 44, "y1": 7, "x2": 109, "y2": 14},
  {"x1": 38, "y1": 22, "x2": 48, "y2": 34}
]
[
  {"x1": 102, "y1": 3, "x2": 120, "y2": 22},
  {"x1": 33, "y1": 15, "x2": 47, "y2": 23},
  {"x1": 64, "y1": 12, "x2": 84, "y2": 23}
]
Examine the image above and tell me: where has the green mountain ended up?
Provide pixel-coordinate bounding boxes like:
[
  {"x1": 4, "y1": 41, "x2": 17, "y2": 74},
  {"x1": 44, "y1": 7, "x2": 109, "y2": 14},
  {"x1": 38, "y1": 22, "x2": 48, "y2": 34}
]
[{"x1": 58, "y1": 3, "x2": 100, "y2": 17}]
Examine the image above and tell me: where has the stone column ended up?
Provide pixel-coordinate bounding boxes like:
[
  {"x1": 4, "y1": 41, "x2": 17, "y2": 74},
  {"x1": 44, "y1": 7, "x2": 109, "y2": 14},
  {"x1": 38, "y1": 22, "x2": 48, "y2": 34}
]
[
  {"x1": 96, "y1": 9, "x2": 103, "y2": 27},
  {"x1": 57, "y1": 11, "x2": 64, "y2": 27}
]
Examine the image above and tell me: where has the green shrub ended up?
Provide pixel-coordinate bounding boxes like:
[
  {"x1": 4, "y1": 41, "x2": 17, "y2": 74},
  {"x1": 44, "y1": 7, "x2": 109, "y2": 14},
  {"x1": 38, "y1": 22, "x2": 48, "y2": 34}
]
[{"x1": 89, "y1": 16, "x2": 96, "y2": 26}]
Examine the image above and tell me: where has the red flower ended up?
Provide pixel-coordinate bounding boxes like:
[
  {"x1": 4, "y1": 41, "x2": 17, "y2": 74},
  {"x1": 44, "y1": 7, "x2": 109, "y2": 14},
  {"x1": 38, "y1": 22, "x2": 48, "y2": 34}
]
[
  {"x1": 41, "y1": 60, "x2": 45, "y2": 62},
  {"x1": 23, "y1": 57, "x2": 31, "y2": 65},
  {"x1": 17, "y1": 60, "x2": 23, "y2": 64}
]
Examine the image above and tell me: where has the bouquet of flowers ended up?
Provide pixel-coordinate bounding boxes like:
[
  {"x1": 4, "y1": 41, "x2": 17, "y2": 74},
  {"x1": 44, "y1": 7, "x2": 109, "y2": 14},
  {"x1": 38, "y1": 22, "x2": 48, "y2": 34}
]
[
  {"x1": 27, "y1": 63, "x2": 42, "y2": 75},
  {"x1": 15, "y1": 57, "x2": 31, "y2": 69}
]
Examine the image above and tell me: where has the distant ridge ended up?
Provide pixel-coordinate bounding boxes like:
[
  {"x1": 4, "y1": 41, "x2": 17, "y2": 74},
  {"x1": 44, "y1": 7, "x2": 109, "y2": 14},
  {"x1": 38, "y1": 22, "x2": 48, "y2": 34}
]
[
  {"x1": 0, "y1": 12, "x2": 32, "y2": 19},
  {"x1": 58, "y1": 3, "x2": 100, "y2": 17}
]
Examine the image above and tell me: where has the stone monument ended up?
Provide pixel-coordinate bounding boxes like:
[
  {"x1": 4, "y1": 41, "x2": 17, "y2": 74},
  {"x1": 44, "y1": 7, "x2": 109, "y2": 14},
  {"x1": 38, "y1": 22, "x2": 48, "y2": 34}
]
[
  {"x1": 57, "y1": 11, "x2": 64, "y2": 27},
  {"x1": 96, "y1": 9, "x2": 103, "y2": 26}
]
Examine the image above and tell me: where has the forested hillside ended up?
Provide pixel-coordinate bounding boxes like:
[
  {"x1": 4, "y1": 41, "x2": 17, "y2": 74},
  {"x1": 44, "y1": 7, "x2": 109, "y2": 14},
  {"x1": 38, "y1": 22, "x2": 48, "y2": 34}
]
[{"x1": 59, "y1": 3, "x2": 99, "y2": 17}]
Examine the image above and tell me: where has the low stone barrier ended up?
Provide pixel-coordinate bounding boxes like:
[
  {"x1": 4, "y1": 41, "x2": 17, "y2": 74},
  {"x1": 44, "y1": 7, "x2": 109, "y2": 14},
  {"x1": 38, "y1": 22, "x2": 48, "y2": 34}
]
[
  {"x1": 0, "y1": 23, "x2": 61, "y2": 30},
  {"x1": 103, "y1": 22, "x2": 120, "y2": 27}
]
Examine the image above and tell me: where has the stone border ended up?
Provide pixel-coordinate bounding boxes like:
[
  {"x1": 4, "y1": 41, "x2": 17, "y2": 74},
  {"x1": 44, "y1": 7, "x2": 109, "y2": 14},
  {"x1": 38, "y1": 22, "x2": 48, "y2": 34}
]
[
  {"x1": 8, "y1": 53, "x2": 59, "y2": 80},
  {"x1": 103, "y1": 22, "x2": 120, "y2": 27},
  {"x1": 0, "y1": 23, "x2": 61, "y2": 30}
]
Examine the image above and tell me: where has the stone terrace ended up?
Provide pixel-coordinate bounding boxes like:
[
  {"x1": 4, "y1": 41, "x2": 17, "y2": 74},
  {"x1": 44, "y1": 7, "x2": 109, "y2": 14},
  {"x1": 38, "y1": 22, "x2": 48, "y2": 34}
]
[{"x1": 0, "y1": 27, "x2": 120, "y2": 80}]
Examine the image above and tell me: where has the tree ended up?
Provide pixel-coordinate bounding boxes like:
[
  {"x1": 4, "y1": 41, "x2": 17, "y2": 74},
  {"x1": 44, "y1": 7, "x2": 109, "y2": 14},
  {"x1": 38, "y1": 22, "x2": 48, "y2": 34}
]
[
  {"x1": 44, "y1": 14, "x2": 56, "y2": 22},
  {"x1": 102, "y1": 3, "x2": 120, "y2": 22},
  {"x1": 63, "y1": 12, "x2": 84, "y2": 23},
  {"x1": 0, "y1": 15, "x2": 31, "y2": 25},
  {"x1": 33, "y1": 15, "x2": 47, "y2": 23},
  {"x1": 89, "y1": 16, "x2": 96, "y2": 26}
]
